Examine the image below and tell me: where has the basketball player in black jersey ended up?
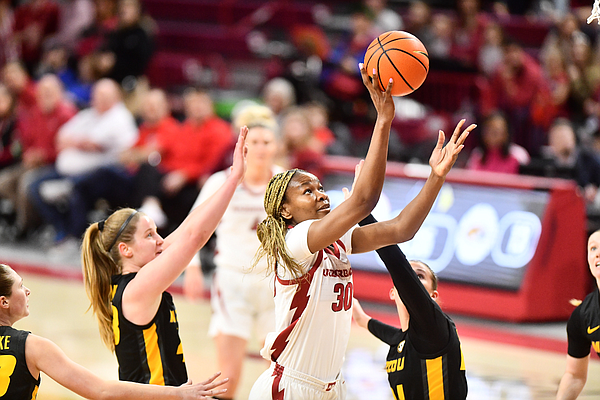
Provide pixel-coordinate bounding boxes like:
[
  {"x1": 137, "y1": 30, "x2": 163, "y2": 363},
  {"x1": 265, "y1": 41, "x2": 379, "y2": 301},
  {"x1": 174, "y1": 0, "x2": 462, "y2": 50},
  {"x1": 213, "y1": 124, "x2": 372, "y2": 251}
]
[
  {"x1": 352, "y1": 215, "x2": 467, "y2": 400},
  {"x1": 0, "y1": 263, "x2": 228, "y2": 399},
  {"x1": 557, "y1": 229, "x2": 600, "y2": 399},
  {"x1": 80, "y1": 128, "x2": 246, "y2": 386}
]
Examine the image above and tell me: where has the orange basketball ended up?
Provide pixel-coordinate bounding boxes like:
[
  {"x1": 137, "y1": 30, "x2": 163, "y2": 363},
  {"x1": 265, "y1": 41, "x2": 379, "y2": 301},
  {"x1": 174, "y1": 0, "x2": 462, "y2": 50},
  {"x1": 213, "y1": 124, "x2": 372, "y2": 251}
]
[{"x1": 364, "y1": 31, "x2": 429, "y2": 96}]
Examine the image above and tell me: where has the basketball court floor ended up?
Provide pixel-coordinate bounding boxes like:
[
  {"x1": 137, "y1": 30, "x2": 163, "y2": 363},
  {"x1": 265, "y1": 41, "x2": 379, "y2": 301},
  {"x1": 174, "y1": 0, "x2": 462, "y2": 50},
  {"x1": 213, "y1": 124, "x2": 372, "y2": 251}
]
[{"x1": 4, "y1": 244, "x2": 600, "y2": 400}]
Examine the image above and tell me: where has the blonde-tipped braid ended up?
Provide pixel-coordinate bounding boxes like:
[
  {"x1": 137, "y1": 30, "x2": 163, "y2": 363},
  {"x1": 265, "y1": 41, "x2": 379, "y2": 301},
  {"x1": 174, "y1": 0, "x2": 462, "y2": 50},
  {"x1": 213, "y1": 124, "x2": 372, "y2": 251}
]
[{"x1": 253, "y1": 169, "x2": 305, "y2": 278}]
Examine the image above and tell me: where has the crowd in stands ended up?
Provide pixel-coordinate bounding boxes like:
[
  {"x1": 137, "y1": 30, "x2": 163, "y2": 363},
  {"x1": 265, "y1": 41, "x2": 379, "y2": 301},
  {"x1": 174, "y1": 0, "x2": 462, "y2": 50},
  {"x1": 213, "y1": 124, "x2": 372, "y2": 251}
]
[{"x1": 1, "y1": 0, "x2": 600, "y2": 256}]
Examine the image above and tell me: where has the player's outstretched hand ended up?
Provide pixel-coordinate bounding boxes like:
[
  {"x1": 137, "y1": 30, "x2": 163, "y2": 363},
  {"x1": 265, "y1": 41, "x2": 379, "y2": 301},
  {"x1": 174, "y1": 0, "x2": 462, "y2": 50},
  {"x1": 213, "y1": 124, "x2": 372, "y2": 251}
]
[
  {"x1": 230, "y1": 125, "x2": 248, "y2": 184},
  {"x1": 180, "y1": 372, "x2": 229, "y2": 399},
  {"x1": 359, "y1": 63, "x2": 395, "y2": 123},
  {"x1": 429, "y1": 119, "x2": 476, "y2": 178}
]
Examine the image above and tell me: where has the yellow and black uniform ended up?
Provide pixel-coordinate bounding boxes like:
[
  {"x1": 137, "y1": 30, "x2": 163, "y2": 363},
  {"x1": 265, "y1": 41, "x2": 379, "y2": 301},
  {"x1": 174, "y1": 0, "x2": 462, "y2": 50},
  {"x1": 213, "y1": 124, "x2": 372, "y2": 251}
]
[
  {"x1": 360, "y1": 215, "x2": 467, "y2": 400},
  {"x1": 566, "y1": 289, "x2": 600, "y2": 358},
  {"x1": 111, "y1": 273, "x2": 187, "y2": 385},
  {"x1": 0, "y1": 326, "x2": 40, "y2": 399}
]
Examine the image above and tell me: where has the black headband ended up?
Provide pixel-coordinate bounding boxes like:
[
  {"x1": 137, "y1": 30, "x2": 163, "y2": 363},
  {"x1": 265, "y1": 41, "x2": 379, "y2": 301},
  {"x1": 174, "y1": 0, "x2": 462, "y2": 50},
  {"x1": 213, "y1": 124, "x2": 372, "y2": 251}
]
[{"x1": 106, "y1": 211, "x2": 138, "y2": 252}]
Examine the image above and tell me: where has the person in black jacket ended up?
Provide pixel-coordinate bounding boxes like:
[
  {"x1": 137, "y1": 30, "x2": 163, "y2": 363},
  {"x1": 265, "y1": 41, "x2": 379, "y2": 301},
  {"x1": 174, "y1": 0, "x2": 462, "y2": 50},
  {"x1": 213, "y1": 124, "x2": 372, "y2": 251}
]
[{"x1": 352, "y1": 214, "x2": 467, "y2": 400}]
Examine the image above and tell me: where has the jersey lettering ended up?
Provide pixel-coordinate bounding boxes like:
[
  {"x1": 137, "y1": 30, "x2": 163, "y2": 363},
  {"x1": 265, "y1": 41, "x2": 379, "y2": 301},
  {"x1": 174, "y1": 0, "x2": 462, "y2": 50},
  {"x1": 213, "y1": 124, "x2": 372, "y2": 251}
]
[
  {"x1": 331, "y1": 282, "x2": 353, "y2": 312},
  {"x1": 592, "y1": 341, "x2": 600, "y2": 354},
  {"x1": 112, "y1": 305, "x2": 120, "y2": 345},
  {"x1": 386, "y1": 357, "x2": 404, "y2": 373},
  {"x1": 0, "y1": 336, "x2": 10, "y2": 350},
  {"x1": 0, "y1": 354, "x2": 17, "y2": 396},
  {"x1": 170, "y1": 310, "x2": 177, "y2": 323},
  {"x1": 393, "y1": 384, "x2": 406, "y2": 400}
]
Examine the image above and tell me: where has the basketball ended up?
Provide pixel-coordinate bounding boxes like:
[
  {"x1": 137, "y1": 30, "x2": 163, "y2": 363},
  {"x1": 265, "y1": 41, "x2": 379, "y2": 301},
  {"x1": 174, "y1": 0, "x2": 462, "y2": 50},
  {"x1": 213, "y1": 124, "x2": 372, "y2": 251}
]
[{"x1": 364, "y1": 31, "x2": 429, "y2": 97}]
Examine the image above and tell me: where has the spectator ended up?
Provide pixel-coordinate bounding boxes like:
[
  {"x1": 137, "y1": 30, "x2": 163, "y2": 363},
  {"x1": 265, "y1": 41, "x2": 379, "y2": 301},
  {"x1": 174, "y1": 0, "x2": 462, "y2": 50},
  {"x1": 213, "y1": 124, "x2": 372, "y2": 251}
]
[
  {"x1": 262, "y1": 77, "x2": 296, "y2": 128},
  {"x1": 76, "y1": 0, "x2": 118, "y2": 59},
  {"x1": 303, "y1": 101, "x2": 336, "y2": 153},
  {"x1": 405, "y1": 1, "x2": 434, "y2": 48},
  {"x1": 0, "y1": 74, "x2": 76, "y2": 237},
  {"x1": 537, "y1": 46, "x2": 570, "y2": 127},
  {"x1": 364, "y1": 0, "x2": 403, "y2": 35},
  {"x1": 567, "y1": 33, "x2": 600, "y2": 123},
  {"x1": 478, "y1": 21, "x2": 504, "y2": 76},
  {"x1": 12, "y1": 0, "x2": 60, "y2": 73},
  {"x1": 427, "y1": 13, "x2": 453, "y2": 60},
  {"x1": 0, "y1": 83, "x2": 18, "y2": 170},
  {"x1": 2, "y1": 61, "x2": 36, "y2": 115},
  {"x1": 280, "y1": 107, "x2": 324, "y2": 178},
  {"x1": 451, "y1": 0, "x2": 488, "y2": 69},
  {"x1": 134, "y1": 88, "x2": 232, "y2": 235},
  {"x1": 45, "y1": 0, "x2": 94, "y2": 51},
  {"x1": 466, "y1": 112, "x2": 530, "y2": 174},
  {"x1": 480, "y1": 37, "x2": 551, "y2": 156},
  {"x1": 0, "y1": 0, "x2": 17, "y2": 68},
  {"x1": 526, "y1": 118, "x2": 600, "y2": 205},
  {"x1": 27, "y1": 78, "x2": 137, "y2": 251},
  {"x1": 97, "y1": 0, "x2": 154, "y2": 86},
  {"x1": 541, "y1": 12, "x2": 585, "y2": 66}
]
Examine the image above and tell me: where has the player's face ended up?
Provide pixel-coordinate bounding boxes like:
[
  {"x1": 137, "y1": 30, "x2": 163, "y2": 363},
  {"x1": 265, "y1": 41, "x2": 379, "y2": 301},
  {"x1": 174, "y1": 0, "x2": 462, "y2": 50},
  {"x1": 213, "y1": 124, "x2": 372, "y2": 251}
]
[
  {"x1": 410, "y1": 261, "x2": 437, "y2": 296},
  {"x1": 245, "y1": 126, "x2": 277, "y2": 169},
  {"x1": 128, "y1": 215, "x2": 164, "y2": 266},
  {"x1": 281, "y1": 171, "x2": 330, "y2": 226},
  {"x1": 587, "y1": 231, "x2": 600, "y2": 280},
  {"x1": 7, "y1": 270, "x2": 30, "y2": 321}
]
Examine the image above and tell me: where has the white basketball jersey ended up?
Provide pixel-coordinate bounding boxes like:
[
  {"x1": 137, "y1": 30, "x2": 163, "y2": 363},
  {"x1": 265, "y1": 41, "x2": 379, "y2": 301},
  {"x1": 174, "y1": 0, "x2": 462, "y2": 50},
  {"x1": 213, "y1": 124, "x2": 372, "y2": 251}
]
[
  {"x1": 192, "y1": 167, "x2": 284, "y2": 274},
  {"x1": 260, "y1": 220, "x2": 356, "y2": 382}
]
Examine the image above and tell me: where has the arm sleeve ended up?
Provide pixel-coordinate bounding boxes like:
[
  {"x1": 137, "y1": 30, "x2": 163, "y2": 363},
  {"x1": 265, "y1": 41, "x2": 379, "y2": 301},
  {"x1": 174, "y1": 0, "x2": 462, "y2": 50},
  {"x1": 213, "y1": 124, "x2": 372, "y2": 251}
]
[
  {"x1": 368, "y1": 318, "x2": 401, "y2": 347},
  {"x1": 567, "y1": 306, "x2": 591, "y2": 358},
  {"x1": 359, "y1": 214, "x2": 450, "y2": 354}
]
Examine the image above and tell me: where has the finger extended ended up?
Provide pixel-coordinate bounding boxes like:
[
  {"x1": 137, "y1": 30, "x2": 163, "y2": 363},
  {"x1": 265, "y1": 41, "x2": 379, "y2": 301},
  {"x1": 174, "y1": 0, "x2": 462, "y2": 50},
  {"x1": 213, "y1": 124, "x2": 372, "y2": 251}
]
[
  {"x1": 384, "y1": 77, "x2": 394, "y2": 94},
  {"x1": 436, "y1": 130, "x2": 445, "y2": 148},
  {"x1": 456, "y1": 123, "x2": 477, "y2": 145},
  {"x1": 204, "y1": 378, "x2": 229, "y2": 390},
  {"x1": 200, "y1": 372, "x2": 222, "y2": 385},
  {"x1": 451, "y1": 119, "x2": 466, "y2": 142}
]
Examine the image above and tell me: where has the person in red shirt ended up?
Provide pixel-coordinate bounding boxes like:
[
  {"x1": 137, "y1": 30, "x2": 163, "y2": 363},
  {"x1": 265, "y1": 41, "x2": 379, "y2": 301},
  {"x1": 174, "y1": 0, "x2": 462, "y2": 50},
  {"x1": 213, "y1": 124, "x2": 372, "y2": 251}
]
[
  {"x1": 0, "y1": 74, "x2": 76, "y2": 236},
  {"x1": 479, "y1": 37, "x2": 551, "y2": 156},
  {"x1": 12, "y1": 0, "x2": 60, "y2": 73},
  {"x1": 134, "y1": 88, "x2": 233, "y2": 234},
  {"x1": 2, "y1": 62, "x2": 36, "y2": 116}
]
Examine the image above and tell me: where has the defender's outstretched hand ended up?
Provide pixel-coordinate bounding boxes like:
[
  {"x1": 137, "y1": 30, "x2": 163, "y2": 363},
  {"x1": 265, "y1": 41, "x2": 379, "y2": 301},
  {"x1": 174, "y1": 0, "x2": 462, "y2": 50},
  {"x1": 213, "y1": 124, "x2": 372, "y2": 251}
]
[
  {"x1": 359, "y1": 63, "x2": 395, "y2": 123},
  {"x1": 429, "y1": 119, "x2": 476, "y2": 178},
  {"x1": 230, "y1": 126, "x2": 248, "y2": 184}
]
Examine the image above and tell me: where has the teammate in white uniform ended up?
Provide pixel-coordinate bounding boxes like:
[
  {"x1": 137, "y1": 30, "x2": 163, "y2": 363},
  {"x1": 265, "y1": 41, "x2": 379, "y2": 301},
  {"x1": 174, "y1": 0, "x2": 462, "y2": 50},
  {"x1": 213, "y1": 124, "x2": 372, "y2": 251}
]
[
  {"x1": 248, "y1": 64, "x2": 475, "y2": 400},
  {"x1": 184, "y1": 105, "x2": 283, "y2": 399}
]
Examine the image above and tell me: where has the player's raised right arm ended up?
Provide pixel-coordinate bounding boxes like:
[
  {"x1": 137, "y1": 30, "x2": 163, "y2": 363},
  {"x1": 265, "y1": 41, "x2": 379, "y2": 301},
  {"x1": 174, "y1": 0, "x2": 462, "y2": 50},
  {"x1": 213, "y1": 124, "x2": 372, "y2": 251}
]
[{"x1": 307, "y1": 65, "x2": 395, "y2": 252}]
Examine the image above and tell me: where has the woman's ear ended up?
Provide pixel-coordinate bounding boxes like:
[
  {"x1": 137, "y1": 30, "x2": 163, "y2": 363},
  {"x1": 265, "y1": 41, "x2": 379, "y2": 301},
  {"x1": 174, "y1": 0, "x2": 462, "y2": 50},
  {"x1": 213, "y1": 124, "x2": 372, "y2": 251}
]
[
  {"x1": 431, "y1": 290, "x2": 439, "y2": 301},
  {"x1": 118, "y1": 242, "x2": 133, "y2": 258},
  {"x1": 0, "y1": 296, "x2": 9, "y2": 309},
  {"x1": 389, "y1": 288, "x2": 395, "y2": 301},
  {"x1": 280, "y1": 203, "x2": 292, "y2": 220}
]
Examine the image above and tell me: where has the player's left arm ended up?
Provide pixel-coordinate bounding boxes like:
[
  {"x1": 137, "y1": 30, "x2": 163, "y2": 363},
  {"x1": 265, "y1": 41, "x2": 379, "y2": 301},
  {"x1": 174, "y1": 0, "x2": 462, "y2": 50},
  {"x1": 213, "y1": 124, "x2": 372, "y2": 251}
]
[
  {"x1": 351, "y1": 120, "x2": 475, "y2": 254},
  {"x1": 556, "y1": 354, "x2": 589, "y2": 400}
]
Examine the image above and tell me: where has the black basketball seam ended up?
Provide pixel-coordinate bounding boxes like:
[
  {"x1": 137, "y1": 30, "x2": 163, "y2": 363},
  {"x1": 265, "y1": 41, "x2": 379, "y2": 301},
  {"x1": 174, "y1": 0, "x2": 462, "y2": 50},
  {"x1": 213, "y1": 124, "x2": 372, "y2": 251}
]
[
  {"x1": 385, "y1": 48, "x2": 429, "y2": 72},
  {"x1": 376, "y1": 36, "x2": 413, "y2": 91},
  {"x1": 365, "y1": 46, "x2": 384, "y2": 71},
  {"x1": 376, "y1": 51, "x2": 386, "y2": 91},
  {"x1": 366, "y1": 32, "x2": 393, "y2": 52}
]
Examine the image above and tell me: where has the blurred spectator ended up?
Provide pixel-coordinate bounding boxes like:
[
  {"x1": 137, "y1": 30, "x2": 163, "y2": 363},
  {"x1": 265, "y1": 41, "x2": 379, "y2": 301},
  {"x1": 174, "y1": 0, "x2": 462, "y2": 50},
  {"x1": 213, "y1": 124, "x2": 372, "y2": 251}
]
[
  {"x1": 427, "y1": 13, "x2": 453, "y2": 60},
  {"x1": 321, "y1": 8, "x2": 376, "y2": 104},
  {"x1": 134, "y1": 88, "x2": 232, "y2": 234},
  {"x1": 405, "y1": 2, "x2": 433, "y2": 47},
  {"x1": 76, "y1": 0, "x2": 118, "y2": 59},
  {"x1": 27, "y1": 78, "x2": 137, "y2": 248},
  {"x1": 541, "y1": 12, "x2": 585, "y2": 66},
  {"x1": 478, "y1": 21, "x2": 504, "y2": 76},
  {"x1": 36, "y1": 45, "x2": 94, "y2": 108},
  {"x1": 2, "y1": 61, "x2": 36, "y2": 115},
  {"x1": 303, "y1": 101, "x2": 336, "y2": 153},
  {"x1": 281, "y1": 107, "x2": 324, "y2": 178},
  {"x1": 262, "y1": 77, "x2": 296, "y2": 128},
  {"x1": 0, "y1": 0, "x2": 17, "y2": 68},
  {"x1": 97, "y1": 0, "x2": 154, "y2": 85},
  {"x1": 480, "y1": 37, "x2": 550, "y2": 156},
  {"x1": 70, "y1": 88, "x2": 179, "y2": 232},
  {"x1": 466, "y1": 112, "x2": 530, "y2": 174},
  {"x1": 12, "y1": 0, "x2": 60, "y2": 74},
  {"x1": 524, "y1": 119, "x2": 600, "y2": 205},
  {"x1": 537, "y1": 46, "x2": 570, "y2": 127},
  {"x1": 0, "y1": 83, "x2": 18, "y2": 170},
  {"x1": 567, "y1": 33, "x2": 600, "y2": 122},
  {"x1": 45, "y1": 0, "x2": 94, "y2": 51},
  {"x1": 364, "y1": 0, "x2": 403, "y2": 35},
  {"x1": 0, "y1": 74, "x2": 76, "y2": 236},
  {"x1": 451, "y1": 0, "x2": 488, "y2": 69}
]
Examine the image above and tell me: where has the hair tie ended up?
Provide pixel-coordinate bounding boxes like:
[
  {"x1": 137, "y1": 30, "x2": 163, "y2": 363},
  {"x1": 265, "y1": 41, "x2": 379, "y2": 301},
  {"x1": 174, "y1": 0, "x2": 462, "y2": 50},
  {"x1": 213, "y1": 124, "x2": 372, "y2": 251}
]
[
  {"x1": 107, "y1": 211, "x2": 138, "y2": 252},
  {"x1": 98, "y1": 220, "x2": 105, "y2": 232}
]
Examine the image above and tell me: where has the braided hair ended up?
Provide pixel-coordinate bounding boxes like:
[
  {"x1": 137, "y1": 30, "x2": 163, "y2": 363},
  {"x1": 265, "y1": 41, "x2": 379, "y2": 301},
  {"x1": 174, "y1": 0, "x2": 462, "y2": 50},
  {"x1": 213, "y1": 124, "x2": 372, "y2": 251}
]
[{"x1": 253, "y1": 169, "x2": 305, "y2": 279}]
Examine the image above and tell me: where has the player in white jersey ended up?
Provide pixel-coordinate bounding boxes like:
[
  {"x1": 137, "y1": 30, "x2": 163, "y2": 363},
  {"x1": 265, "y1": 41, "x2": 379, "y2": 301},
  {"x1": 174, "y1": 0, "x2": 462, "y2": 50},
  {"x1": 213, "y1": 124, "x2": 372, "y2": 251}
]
[
  {"x1": 184, "y1": 105, "x2": 283, "y2": 399},
  {"x1": 248, "y1": 65, "x2": 475, "y2": 400}
]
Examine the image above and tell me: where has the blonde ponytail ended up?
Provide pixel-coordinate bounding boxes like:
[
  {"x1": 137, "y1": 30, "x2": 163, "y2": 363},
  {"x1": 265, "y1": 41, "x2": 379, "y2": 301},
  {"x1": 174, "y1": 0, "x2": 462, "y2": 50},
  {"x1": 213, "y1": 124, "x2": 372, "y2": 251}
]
[{"x1": 81, "y1": 208, "x2": 140, "y2": 351}]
